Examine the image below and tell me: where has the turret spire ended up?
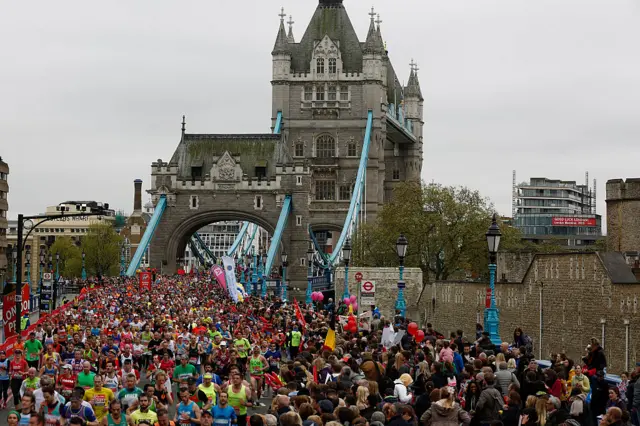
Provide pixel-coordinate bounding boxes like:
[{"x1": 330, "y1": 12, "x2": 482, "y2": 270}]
[
  {"x1": 364, "y1": 6, "x2": 384, "y2": 54},
  {"x1": 405, "y1": 59, "x2": 423, "y2": 100},
  {"x1": 287, "y1": 15, "x2": 295, "y2": 43},
  {"x1": 272, "y1": 7, "x2": 291, "y2": 55}
]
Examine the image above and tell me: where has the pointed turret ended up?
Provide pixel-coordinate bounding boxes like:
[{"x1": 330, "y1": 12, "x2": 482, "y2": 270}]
[
  {"x1": 272, "y1": 8, "x2": 291, "y2": 56},
  {"x1": 363, "y1": 8, "x2": 383, "y2": 54},
  {"x1": 287, "y1": 16, "x2": 295, "y2": 43},
  {"x1": 405, "y1": 61, "x2": 423, "y2": 100}
]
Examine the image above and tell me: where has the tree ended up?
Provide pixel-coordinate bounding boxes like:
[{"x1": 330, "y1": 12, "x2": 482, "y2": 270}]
[
  {"x1": 49, "y1": 237, "x2": 82, "y2": 278},
  {"x1": 352, "y1": 182, "x2": 522, "y2": 282},
  {"x1": 82, "y1": 223, "x2": 123, "y2": 277}
]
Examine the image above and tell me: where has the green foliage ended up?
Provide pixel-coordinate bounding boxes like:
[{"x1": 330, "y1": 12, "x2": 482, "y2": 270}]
[
  {"x1": 82, "y1": 223, "x2": 123, "y2": 277},
  {"x1": 114, "y1": 210, "x2": 126, "y2": 229},
  {"x1": 49, "y1": 237, "x2": 82, "y2": 278},
  {"x1": 352, "y1": 182, "x2": 522, "y2": 282}
]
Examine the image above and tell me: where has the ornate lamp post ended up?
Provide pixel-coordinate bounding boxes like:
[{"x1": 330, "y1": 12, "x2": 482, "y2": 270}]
[
  {"x1": 251, "y1": 248, "x2": 258, "y2": 295},
  {"x1": 120, "y1": 245, "x2": 126, "y2": 277},
  {"x1": 342, "y1": 237, "x2": 352, "y2": 300},
  {"x1": 81, "y1": 251, "x2": 87, "y2": 280},
  {"x1": 48, "y1": 253, "x2": 56, "y2": 310},
  {"x1": 39, "y1": 248, "x2": 45, "y2": 285},
  {"x1": 306, "y1": 242, "x2": 314, "y2": 305},
  {"x1": 260, "y1": 250, "x2": 267, "y2": 299},
  {"x1": 55, "y1": 252, "x2": 60, "y2": 280},
  {"x1": 11, "y1": 246, "x2": 17, "y2": 284},
  {"x1": 25, "y1": 248, "x2": 31, "y2": 285},
  {"x1": 244, "y1": 253, "x2": 251, "y2": 296},
  {"x1": 484, "y1": 214, "x2": 502, "y2": 345},
  {"x1": 281, "y1": 251, "x2": 288, "y2": 301},
  {"x1": 395, "y1": 234, "x2": 408, "y2": 318}
]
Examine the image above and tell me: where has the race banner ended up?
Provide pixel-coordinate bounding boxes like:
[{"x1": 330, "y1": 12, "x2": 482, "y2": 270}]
[
  {"x1": 139, "y1": 272, "x2": 152, "y2": 290},
  {"x1": 212, "y1": 265, "x2": 228, "y2": 291},
  {"x1": 3, "y1": 285, "x2": 30, "y2": 339},
  {"x1": 222, "y1": 256, "x2": 239, "y2": 302}
]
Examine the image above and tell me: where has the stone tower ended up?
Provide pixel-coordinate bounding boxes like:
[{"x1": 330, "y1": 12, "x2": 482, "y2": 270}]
[
  {"x1": 606, "y1": 178, "x2": 640, "y2": 252},
  {"x1": 271, "y1": 0, "x2": 424, "y2": 260}
]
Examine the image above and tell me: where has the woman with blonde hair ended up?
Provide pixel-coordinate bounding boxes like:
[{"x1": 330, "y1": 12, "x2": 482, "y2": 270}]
[
  {"x1": 356, "y1": 386, "x2": 370, "y2": 410},
  {"x1": 507, "y1": 358, "x2": 517, "y2": 373},
  {"x1": 419, "y1": 386, "x2": 471, "y2": 426}
]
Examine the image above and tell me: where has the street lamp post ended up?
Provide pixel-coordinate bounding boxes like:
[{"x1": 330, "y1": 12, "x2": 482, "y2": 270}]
[
  {"x1": 484, "y1": 214, "x2": 502, "y2": 345},
  {"x1": 55, "y1": 253, "x2": 60, "y2": 281},
  {"x1": 39, "y1": 248, "x2": 44, "y2": 285},
  {"x1": 81, "y1": 251, "x2": 87, "y2": 280},
  {"x1": 281, "y1": 251, "x2": 288, "y2": 301},
  {"x1": 395, "y1": 234, "x2": 408, "y2": 318},
  {"x1": 245, "y1": 254, "x2": 251, "y2": 296},
  {"x1": 251, "y1": 248, "x2": 258, "y2": 295},
  {"x1": 120, "y1": 245, "x2": 126, "y2": 277},
  {"x1": 261, "y1": 250, "x2": 267, "y2": 299},
  {"x1": 306, "y1": 242, "x2": 314, "y2": 305},
  {"x1": 11, "y1": 246, "x2": 17, "y2": 284},
  {"x1": 25, "y1": 248, "x2": 31, "y2": 285},
  {"x1": 342, "y1": 237, "x2": 352, "y2": 301}
]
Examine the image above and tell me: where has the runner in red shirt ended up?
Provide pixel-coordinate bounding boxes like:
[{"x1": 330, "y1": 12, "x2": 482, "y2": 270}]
[
  {"x1": 9, "y1": 349, "x2": 28, "y2": 408},
  {"x1": 56, "y1": 364, "x2": 76, "y2": 400}
]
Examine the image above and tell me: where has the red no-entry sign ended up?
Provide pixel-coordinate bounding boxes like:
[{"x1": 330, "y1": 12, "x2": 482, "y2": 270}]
[{"x1": 355, "y1": 272, "x2": 363, "y2": 282}]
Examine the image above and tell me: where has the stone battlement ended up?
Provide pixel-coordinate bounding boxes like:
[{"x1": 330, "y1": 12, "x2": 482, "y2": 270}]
[{"x1": 606, "y1": 178, "x2": 640, "y2": 201}]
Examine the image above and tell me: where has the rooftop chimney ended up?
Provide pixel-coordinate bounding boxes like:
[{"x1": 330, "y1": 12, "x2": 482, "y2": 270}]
[{"x1": 133, "y1": 179, "x2": 142, "y2": 213}]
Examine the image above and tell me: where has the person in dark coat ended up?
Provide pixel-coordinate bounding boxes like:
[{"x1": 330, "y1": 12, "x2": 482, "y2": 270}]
[
  {"x1": 591, "y1": 371, "x2": 610, "y2": 426},
  {"x1": 585, "y1": 338, "x2": 607, "y2": 374},
  {"x1": 501, "y1": 391, "x2": 522, "y2": 426}
]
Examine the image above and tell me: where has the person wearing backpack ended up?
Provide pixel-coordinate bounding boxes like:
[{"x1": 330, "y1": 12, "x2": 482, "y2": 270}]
[
  {"x1": 475, "y1": 372, "x2": 504, "y2": 424},
  {"x1": 495, "y1": 362, "x2": 520, "y2": 396}
]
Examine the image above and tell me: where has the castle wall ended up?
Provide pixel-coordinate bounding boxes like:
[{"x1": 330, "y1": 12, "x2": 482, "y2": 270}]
[{"x1": 606, "y1": 178, "x2": 640, "y2": 252}]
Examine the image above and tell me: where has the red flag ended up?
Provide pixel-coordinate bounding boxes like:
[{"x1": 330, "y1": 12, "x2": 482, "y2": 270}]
[{"x1": 293, "y1": 299, "x2": 306, "y2": 330}]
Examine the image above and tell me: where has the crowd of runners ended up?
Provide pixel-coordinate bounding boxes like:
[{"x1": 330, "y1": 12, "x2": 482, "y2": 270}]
[{"x1": 0, "y1": 272, "x2": 634, "y2": 426}]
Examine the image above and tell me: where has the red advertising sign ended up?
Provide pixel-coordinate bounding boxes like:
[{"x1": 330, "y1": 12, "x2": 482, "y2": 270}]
[
  {"x1": 139, "y1": 272, "x2": 152, "y2": 290},
  {"x1": 212, "y1": 265, "x2": 227, "y2": 291},
  {"x1": 485, "y1": 288, "x2": 491, "y2": 309},
  {"x1": 551, "y1": 217, "x2": 597, "y2": 226},
  {"x1": 3, "y1": 285, "x2": 30, "y2": 339}
]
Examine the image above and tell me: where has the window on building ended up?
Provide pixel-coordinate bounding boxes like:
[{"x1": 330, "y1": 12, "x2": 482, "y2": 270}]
[
  {"x1": 316, "y1": 58, "x2": 325, "y2": 74},
  {"x1": 304, "y1": 86, "x2": 313, "y2": 101},
  {"x1": 328, "y1": 85, "x2": 337, "y2": 101},
  {"x1": 294, "y1": 143, "x2": 304, "y2": 157},
  {"x1": 255, "y1": 195, "x2": 263, "y2": 209},
  {"x1": 348, "y1": 142, "x2": 357, "y2": 157},
  {"x1": 315, "y1": 86, "x2": 325, "y2": 101},
  {"x1": 393, "y1": 169, "x2": 400, "y2": 180},
  {"x1": 328, "y1": 58, "x2": 337, "y2": 74},
  {"x1": 300, "y1": 258, "x2": 306, "y2": 267},
  {"x1": 340, "y1": 86, "x2": 349, "y2": 101},
  {"x1": 339, "y1": 185, "x2": 352, "y2": 200},
  {"x1": 315, "y1": 180, "x2": 335, "y2": 200},
  {"x1": 296, "y1": 215, "x2": 302, "y2": 226},
  {"x1": 316, "y1": 134, "x2": 335, "y2": 158},
  {"x1": 191, "y1": 166, "x2": 202, "y2": 180},
  {"x1": 296, "y1": 176, "x2": 303, "y2": 186}
]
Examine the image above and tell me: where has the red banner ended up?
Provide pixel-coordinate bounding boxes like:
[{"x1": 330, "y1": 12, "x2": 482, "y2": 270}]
[
  {"x1": 3, "y1": 285, "x2": 30, "y2": 340},
  {"x1": 139, "y1": 272, "x2": 152, "y2": 290},
  {"x1": 211, "y1": 265, "x2": 227, "y2": 290},
  {"x1": 551, "y1": 217, "x2": 597, "y2": 226},
  {"x1": 485, "y1": 288, "x2": 491, "y2": 309}
]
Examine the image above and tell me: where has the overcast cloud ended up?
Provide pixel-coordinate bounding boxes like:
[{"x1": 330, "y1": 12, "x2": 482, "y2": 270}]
[{"x1": 1, "y1": 0, "x2": 639, "y2": 223}]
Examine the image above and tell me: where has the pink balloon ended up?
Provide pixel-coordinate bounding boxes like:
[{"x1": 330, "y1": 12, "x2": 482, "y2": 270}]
[
  {"x1": 352, "y1": 302, "x2": 358, "y2": 311},
  {"x1": 311, "y1": 293, "x2": 317, "y2": 301},
  {"x1": 318, "y1": 293, "x2": 324, "y2": 301},
  {"x1": 343, "y1": 297, "x2": 350, "y2": 305},
  {"x1": 350, "y1": 295, "x2": 357, "y2": 303}
]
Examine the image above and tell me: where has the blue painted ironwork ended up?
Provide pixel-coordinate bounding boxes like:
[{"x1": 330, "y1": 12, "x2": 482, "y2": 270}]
[
  {"x1": 395, "y1": 265, "x2": 406, "y2": 317},
  {"x1": 484, "y1": 263, "x2": 501, "y2": 345},
  {"x1": 306, "y1": 258, "x2": 313, "y2": 304},
  {"x1": 274, "y1": 111, "x2": 283, "y2": 134},
  {"x1": 282, "y1": 266, "x2": 287, "y2": 301},
  {"x1": 263, "y1": 196, "x2": 292, "y2": 282},
  {"x1": 242, "y1": 225, "x2": 258, "y2": 257},
  {"x1": 188, "y1": 238, "x2": 207, "y2": 269},
  {"x1": 226, "y1": 222, "x2": 249, "y2": 257},
  {"x1": 193, "y1": 233, "x2": 217, "y2": 264},
  {"x1": 126, "y1": 195, "x2": 167, "y2": 276},
  {"x1": 342, "y1": 265, "x2": 350, "y2": 300},
  {"x1": 311, "y1": 275, "x2": 330, "y2": 290}
]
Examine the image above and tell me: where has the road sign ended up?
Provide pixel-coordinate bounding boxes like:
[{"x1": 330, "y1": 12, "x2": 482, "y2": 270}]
[
  {"x1": 43, "y1": 273, "x2": 52, "y2": 280},
  {"x1": 360, "y1": 281, "x2": 375, "y2": 305},
  {"x1": 355, "y1": 272, "x2": 363, "y2": 282}
]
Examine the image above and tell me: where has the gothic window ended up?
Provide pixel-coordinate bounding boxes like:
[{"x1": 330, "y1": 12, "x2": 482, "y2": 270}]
[
  {"x1": 348, "y1": 142, "x2": 357, "y2": 157},
  {"x1": 316, "y1": 134, "x2": 335, "y2": 158},
  {"x1": 316, "y1": 58, "x2": 325, "y2": 74},
  {"x1": 294, "y1": 142, "x2": 304, "y2": 157},
  {"x1": 339, "y1": 185, "x2": 352, "y2": 200},
  {"x1": 304, "y1": 86, "x2": 313, "y2": 101},
  {"x1": 340, "y1": 85, "x2": 349, "y2": 101},
  {"x1": 328, "y1": 85, "x2": 337, "y2": 101},
  {"x1": 315, "y1": 180, "x2": 336, "y2": 201},
  {"x1": 315, "y1": 85, "x2": 325, "y2": 101},
  {"x1": 393, "y1": 169, "x2": 400, "y2": 180},
  {"x1": 328, "y1": 58, "x2": 337, "y2": 74}
]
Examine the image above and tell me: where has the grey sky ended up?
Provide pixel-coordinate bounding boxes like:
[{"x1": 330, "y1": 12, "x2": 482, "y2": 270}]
[{"x1": 1, "y1": 0, "x2": 639, "y2": 221}]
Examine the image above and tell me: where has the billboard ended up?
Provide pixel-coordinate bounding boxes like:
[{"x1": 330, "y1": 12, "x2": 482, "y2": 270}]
[
  {"x1": 3, "y1": 285, "x2": 30, "y2": 339},
  {"x1": 551, "y1": 217, "x2": 597, "y2": 226}
]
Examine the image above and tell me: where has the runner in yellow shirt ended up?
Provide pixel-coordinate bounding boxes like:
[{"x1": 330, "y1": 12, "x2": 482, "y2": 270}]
[{"x1": 83, "y1": 374, "x2": 115, "y2": 420}]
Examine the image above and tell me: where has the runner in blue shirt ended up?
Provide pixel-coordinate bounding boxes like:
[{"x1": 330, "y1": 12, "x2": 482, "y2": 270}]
[{"x1": 211, "y1": 391, "x2": 237, "y2": 426}]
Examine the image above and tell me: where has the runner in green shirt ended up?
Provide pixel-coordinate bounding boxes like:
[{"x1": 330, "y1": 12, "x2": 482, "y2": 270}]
[
  {"x1": 24, "y1": 332, "x2": 43, "y2": 369},
  {"x1": 77, "y1": 361, "x2": 96, "y2": 389},
  {"x1": 173, "y1": 355, "x2": 197, "y2": 385},
  {"x1": 116, "y1": 373, "x2": 143, "y2": 412},
  {"x1": 234, "y1": 333, "x2": 251, "y2": 374}
]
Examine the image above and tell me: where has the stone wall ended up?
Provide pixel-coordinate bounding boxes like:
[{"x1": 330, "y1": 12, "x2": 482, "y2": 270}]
[
  {"x1": 497, "y1": 252, "x2": 534, "y2": 283},
  {"x1": 418, "y1": 252, "x2": 640, "y2": 373},
  {"x1": 334, "y1": 267, "x2": 423, "y2": 319},
  {"x1": 606, "y1": 178, "x2": 640, "y2": 252}
]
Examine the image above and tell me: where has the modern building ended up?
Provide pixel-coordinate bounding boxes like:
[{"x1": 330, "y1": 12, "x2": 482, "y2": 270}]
[
  {"x1": 0, "y1": 157, "x2": 9, "y2": 287},
  {"x1": 6, "y1": 201, "x2": 115, "y2": 286},
  {"x1": 512, "y1": 175, "x2": 602, "y2": 247}
]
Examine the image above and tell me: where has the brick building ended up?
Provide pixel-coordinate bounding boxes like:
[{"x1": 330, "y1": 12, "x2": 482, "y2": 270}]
[{"x1": 418, "y1": 252, "x2": 640, "y2": 373}]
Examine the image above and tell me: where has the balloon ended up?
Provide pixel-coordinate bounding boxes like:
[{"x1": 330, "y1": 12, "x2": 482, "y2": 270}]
[
  {"x1": 415, "y1": 330, "x2": 425, "y2": 343},
  {"x1": 311, "y1": 292, "x2": 318, "y2": 301},
  {"x1": 408, "y1": 322, "x2": 419, "y2": 336},
  {"x1": 350, "y1": 295, "x2": 357, "y2": 303},
  {"x1": 344, "y1": 297, "x2": 351, "y2": 305},
  {"x1": 352, "y1": 302, "x2": 358, "y2": 311},
  {"x1": 348, "y1": 305, "x2": 353, "y2": 314},
  {"x1": 318, "y1": 293, "x2": 324, "y2": 301}
]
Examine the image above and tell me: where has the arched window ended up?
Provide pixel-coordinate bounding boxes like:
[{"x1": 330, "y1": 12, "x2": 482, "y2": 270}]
[
  {"x1": 316, "y1": 58, "x2": 325, "y2": 74},
  {"x1": 328, "y1": 58, "x2": 337, "y2": 74},
  {"x1": 316, "y1": 134, "x2": 335, "y2": 158}
]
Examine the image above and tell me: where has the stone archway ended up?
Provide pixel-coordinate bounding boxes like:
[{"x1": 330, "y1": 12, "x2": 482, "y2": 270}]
[{"x1": 163, "y1": 210, "x2": 278, "y2": 274}]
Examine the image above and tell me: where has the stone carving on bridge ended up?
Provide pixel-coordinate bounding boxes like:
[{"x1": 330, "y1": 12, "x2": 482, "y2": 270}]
[{"x1": 210, "y1": 152, "x2": 243, "y2": 189}]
